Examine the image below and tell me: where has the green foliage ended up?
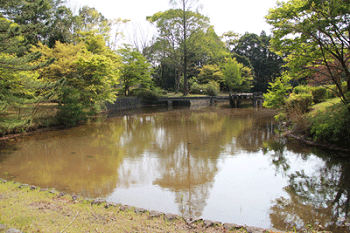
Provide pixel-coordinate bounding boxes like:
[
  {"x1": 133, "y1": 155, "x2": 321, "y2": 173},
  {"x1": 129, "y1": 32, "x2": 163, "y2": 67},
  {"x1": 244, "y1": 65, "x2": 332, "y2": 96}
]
[
  {"x1": 308, "y1": 103, "x2": 350, "y2": 147},
  {"x1": 263, "y1": 74, "x2": 292, "y2": 109},
  {"x1": 147, "y1": 7, "x2": 212, "y2": 95},
  {"x1": 232, "y1": 31, "x2": 284, "y2": 93},
  {"x1": 55, "y1": 88, "x2": 88, "y2": 127},
  {"x1": 311, "y1": 87, "x2": 327, "y2": 104},
  {"x1": 221, "y1": 57, "x2": 253, "y2": 92},
  {"x1": 118, "y1": 45, "x2": 152, "y2": 96},
  {"x1": 132, "y1": 88, "x2": 164, "y2": 101},
  {"x1": 285, "y1": 93, "x2": 313, "y2": 114},
  {"x1": 204, "y1": 81, "x2": 220, "y2": 96},
  {"x1": 0, "y1": 17, "x2": 54, "y2": 118},
  {"x1": 190, "y1": 81, "x2": 219, "y2": 96},
  {"x1": 33, "y1": 40, "x2": 120, "y2": 105},
  {"x1": 197, "y1": 64, "x2": 223, "y2": 84},
  {"x1": 293, "y1": 85, "x2": 327, "y2": 104},
  {"x1": 266, "y1": 0, "x2": 350, "y2": 106},
  {"x1": 1, "y1": 0, "x2": 74, "y2": 47}
]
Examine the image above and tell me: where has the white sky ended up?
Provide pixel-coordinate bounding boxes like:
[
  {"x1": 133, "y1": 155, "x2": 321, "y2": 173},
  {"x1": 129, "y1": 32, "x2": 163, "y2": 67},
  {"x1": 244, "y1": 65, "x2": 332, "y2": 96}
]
[{"x1": 69, "y1": 0, "x2": 282, "y2": 44}]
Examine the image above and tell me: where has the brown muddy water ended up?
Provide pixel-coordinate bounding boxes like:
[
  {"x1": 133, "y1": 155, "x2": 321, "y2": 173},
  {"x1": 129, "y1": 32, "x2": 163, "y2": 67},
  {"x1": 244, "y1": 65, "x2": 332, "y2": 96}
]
[{"x1": 0, "y1": 106, "x2": 349, "y2": 232}]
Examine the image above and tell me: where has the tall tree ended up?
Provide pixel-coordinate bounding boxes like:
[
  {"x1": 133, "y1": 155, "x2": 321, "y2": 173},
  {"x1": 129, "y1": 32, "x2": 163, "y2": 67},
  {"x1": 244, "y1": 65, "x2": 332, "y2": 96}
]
[
  {"x1": 266, "y1": 0, "x2": 350, "y2": 109},
  {"x1": 0, "y1": 0, "x2": 74, "y2": 48},
  {"x1": 118, "y1": 45, "x2": 152, "y2": 96},
  {"x1": 233, "y1": 32, "x2": 284, "y2": 93},
  {"x1": 169, "y1": 0, "x2": 205, "y2": 95},
  {"x1": 74, "y1": 6, "x2": 129, "y2": 50},
  {"x1": 0, "y1": 16, "x2": 53, "y2": 112},
  {"x1": 147, "y1": 7, "x2": 210, "y2": 93}
]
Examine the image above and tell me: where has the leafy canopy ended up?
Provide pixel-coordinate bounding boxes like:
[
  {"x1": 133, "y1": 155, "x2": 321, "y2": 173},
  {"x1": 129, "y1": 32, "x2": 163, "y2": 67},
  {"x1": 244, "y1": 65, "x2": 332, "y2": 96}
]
[{"x1": 266, "y1": 0, "x2": 350, "y2": 107}]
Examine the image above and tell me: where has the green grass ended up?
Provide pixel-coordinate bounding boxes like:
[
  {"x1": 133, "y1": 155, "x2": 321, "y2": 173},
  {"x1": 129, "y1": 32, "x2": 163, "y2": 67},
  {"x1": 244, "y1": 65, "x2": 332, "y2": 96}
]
[
  {"x1": 0, "y1": 180, "x2": 261, "y2": 233},
  {"x1": 309, "y1": 97, "x2": 341, "y2": 116}
]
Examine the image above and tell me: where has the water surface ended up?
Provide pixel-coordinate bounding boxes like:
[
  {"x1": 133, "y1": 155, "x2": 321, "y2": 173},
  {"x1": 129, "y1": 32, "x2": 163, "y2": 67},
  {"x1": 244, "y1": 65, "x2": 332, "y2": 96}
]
[{"x1": 0, "y1": 107, "x2": 349, "y2": 232}]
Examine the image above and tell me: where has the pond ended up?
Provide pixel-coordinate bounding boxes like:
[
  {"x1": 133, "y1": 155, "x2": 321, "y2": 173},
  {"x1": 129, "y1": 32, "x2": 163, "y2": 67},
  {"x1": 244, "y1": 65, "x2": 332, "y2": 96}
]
[{"x1": 0, "y1": 106, "x2": 349, "y2": 232}]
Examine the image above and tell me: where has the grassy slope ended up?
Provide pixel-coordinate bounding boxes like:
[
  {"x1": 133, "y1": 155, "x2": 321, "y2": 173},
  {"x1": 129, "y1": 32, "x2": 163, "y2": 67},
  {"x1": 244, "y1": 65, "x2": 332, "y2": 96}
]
[{"x1": 0, "y1": 180, "x2": 256, "y2": 233}]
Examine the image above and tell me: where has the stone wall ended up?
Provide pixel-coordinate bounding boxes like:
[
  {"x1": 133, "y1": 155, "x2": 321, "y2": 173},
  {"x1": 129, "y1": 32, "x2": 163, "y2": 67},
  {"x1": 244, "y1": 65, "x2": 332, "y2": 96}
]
[{"x1": 106, "y1": 97, "x2": 143, "y2": 111}]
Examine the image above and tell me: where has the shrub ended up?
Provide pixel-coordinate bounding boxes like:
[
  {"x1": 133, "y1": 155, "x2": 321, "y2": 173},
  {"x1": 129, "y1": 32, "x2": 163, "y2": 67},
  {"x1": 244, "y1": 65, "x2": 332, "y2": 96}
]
[
  {"x1": 311, "y1": 87, "x2": 327, "y2": 103},
  {"x1": 293, "y1": 85, "x2": 310, "y2": 94},
  {"x1": 263, "y1": 75, "x2": 292, "y2": 109},
  {"x1": 308, "y1": 103, "x2": 350, "y2": 147},
  {"x1": 293, "y1": 85, "x2": 327, "y2": 104},
  {"x1": 325, "y1": 82, "x2": 348, "y2": 99},
  {"x1": 285, "y1": 93, "x2": 313, "y2": 114},
  {"x1": 190, "y1": 82, "x2": 205, "y2": 95},
  {"x1": 133, "y1": 88, "x2": 164, "y2": 100},
  {"x1": 204, "y1": 81, "x2": 220, "y2": 96},
  {"x1": 190, "y1": 81, "x2": 219, "y2": 96}
]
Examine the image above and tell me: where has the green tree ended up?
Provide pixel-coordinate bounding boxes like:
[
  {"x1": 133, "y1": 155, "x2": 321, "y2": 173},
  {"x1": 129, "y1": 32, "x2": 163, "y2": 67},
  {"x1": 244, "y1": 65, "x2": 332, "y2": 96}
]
[
  {"x1": 263, "y1": 73, "x2": 292, "y2": 110},
  {"x1": 118, "y1": 45, "x2": 152, "y2": 96},
  {"x1": 266, "y1": 0, "x2": 350, "y2": 109},
  {"x1": 221, "y1": 57, "x2": 253, "y2": 92},
  {"x1": 233, "y1": 31, "x2": 284, "y2": 93},
  {"x1": 197, "y1": 64, "x2": 223, "y2": 84},
  {"x1": 148, "y1": 0, "x2": 209, "y2": 95},
  {"x1": 0, "y1": 16, "x2": 53, "y2": 112},
  {"x1": 0, "y1": 0, "x2": 74, "y2": 48},
  {"x1": 32, "y1": 40, "x2": 120, "y2": 125},
  {"x1": 74, "y1": 5, "x2": 129, "y2": 50},
  {"x1": 147, "y1": 8, "x2": 213, "y2": 93}
]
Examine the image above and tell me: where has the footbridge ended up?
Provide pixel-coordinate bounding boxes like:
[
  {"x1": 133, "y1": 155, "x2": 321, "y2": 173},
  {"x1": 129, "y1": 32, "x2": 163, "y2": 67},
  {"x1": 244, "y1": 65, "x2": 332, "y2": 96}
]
[{"x1": 157, "y1": 93, "x2": 263, "y2": 108}]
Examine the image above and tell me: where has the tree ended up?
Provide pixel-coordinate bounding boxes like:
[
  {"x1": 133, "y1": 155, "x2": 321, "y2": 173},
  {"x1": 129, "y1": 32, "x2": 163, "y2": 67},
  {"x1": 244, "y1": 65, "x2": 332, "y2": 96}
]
[
  {"x1": 0, "y1": 0, "x2": 74, "y2": 48},
  {"x1": 221, "y1": 57, "x2": 253, "y2": 92},
  {"x1": 197, "y1": 64, "x2": 223, "y2": 84},
  {"x1": 74, "y1": 5, "x2": 129, "y2": 50},
  {"x1": 31, "y1": 40, "x2": 120, "y2": 125},
  {"x1": 147, "y1": 7, "x2": 211, "y2": 94},
  {"x1": 266, "y1": 0, "x2": 350, "y2": 109},
  {"x1": 0, "y1": 16, "x2": 53, "y2": 112},
  {"x1": 169, "y1": 0, "x2": 203, "y2": 95},
  {"x1": 232, "y1": 32, "x2": 284, "y2": 93},
  {"x1": 118, "y1": 45, "x2": 152, "y2": 96}
]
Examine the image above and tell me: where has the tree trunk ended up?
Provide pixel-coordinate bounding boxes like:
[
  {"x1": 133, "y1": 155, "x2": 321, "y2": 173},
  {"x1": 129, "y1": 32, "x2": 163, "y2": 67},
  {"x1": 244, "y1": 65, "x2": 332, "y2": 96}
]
[{"x1": 182, "y1": 0, "x2": 188, "y2": 96}]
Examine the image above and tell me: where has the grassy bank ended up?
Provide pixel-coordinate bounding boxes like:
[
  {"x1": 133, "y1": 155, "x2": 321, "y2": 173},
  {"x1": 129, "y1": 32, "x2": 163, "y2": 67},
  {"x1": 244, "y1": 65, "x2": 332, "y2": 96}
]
[
  {"x1": 0, "y1": 180, "x2": 273, "y2": 233},
  {"x1": 0, "y1": 103, "x2": 58, "y2": 137}
]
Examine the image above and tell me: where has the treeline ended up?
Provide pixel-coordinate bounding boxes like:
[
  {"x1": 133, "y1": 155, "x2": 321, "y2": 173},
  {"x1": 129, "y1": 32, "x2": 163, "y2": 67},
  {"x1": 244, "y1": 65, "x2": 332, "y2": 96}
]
[{"x1": 0, "y1": 0, "x2": 286, "y2": 132}]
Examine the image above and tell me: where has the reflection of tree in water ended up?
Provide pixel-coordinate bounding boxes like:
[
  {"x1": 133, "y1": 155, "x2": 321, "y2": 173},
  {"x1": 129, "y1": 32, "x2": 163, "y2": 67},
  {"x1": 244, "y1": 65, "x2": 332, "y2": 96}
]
[
  {"x1": 235, "y1": 109, "x2": 277, "y2": 152},
  {"x1": 266, "y1": 139, "x2": 350, "y2": 232},
  {"x1": 0, "y1": 119, "x2": 128, "y2": 198},
  {"x1": 154, "y1": 143, "x2": 216, "y2": 219},
  {"x1": 150, "y1": 109, "x2": 277, "y2": 219}
]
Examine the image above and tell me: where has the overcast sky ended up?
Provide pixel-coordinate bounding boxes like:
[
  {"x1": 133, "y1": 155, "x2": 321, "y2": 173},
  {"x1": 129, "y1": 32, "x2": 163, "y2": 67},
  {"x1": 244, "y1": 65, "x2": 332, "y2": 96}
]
[{"x1": 69, "y1": 0, "x2": 282, "y2": 44}]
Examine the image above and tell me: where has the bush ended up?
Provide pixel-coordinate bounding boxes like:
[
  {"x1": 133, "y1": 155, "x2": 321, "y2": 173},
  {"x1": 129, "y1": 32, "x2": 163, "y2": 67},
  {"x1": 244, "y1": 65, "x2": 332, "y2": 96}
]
[
  {"x1": 285, "y1": 93, "x2": 314, "y2": 114},
  {"x1": 132, "y1": 88, "x2": 164, "y2": 100},
  {"x1": 190, "y1": 81, "x2": 219, "y2": 96},
  {"x1": 311, "y1": 87, "x2": 327, "y2": 103},
  {"x1": 324, "y1": 82, "x2": 348, "y2": 99},
  {"x1": 204, "y1": 81, "x2": 220, "y2": 96},
  {"x1": 293, "y1": 85, "x2": 327, "y2": 104},
  {"x1": 308, "y1": 103, "x2": 350, "y2": 147},
  {"x1": 190, "y1": 82, "x2": 205, "y2": 95},
  {"x1": 293, "y1": 85, "x2": 310, "y2": 94}
]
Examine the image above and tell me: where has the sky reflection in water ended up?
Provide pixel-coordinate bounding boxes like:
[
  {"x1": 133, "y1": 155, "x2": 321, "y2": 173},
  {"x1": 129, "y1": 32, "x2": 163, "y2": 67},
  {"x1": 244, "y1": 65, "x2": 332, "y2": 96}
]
[{"x1": 0, "y1": 107, "x2": 348, "y2": 231}]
